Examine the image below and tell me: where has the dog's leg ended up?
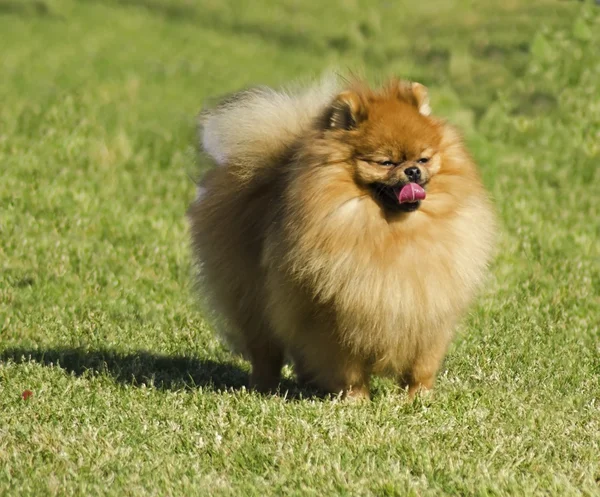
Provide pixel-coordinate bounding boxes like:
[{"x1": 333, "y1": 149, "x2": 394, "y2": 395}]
[
  {"x1": 238, "y1": 313, "x2": 284, "y2": 393},
  {"x1": 407, "y1": 334, "x2": 451, "y2": 399},
  {"x1": 248, "y1": 338, "x2": 284, "y2": 393}
]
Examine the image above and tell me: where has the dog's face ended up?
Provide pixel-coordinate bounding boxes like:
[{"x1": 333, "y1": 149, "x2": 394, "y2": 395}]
[{"x1": 324, "y1": 81, "x2": 443, "y2": 213}]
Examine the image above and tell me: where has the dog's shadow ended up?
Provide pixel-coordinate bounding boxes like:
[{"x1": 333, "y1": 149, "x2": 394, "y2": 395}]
[{"x1": 0, "y1": 346, "x2": 323, "y2": 399}]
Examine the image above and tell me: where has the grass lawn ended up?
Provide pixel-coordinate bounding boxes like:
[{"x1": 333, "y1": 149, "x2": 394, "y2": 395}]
[{"x1": 1, "y1": 0, "x2": 599, "y2": 495}]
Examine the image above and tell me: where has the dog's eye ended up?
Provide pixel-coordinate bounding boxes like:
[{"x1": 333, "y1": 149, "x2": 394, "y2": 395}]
[
  {"x1": 379, "y1": 160, "x2": 394, "y2": 167},
  {"x1": 417, "y1": 157, "x2": 429, "y2": 164}
]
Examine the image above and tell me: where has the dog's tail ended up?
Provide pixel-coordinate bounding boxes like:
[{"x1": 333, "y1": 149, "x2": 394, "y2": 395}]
[{"x1": 199, "y1": 75, "x2": 339, "y2": 180}]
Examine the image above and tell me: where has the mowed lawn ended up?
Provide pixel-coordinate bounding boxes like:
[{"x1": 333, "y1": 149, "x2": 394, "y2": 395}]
[{"x1": 1, "y1": 0, "x2": 599, "y2": 495}]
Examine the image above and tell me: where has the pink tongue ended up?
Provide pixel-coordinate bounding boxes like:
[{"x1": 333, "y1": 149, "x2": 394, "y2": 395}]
[{"x1": 397, "y1": 183, "x2": 426, "y2": 204}]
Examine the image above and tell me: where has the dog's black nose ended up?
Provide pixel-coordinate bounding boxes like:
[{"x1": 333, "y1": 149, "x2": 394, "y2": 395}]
[{"x1": 404, "y1": 166, "x2": 421, "y2": 182}]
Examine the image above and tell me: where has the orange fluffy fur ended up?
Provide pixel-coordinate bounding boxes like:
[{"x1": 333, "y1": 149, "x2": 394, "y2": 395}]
[{"x1": 188, "y1": 76, "x2": 496, "y2": 399}]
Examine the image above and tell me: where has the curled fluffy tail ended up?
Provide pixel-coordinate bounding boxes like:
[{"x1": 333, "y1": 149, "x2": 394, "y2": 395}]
[{"x1": 199, "y1": 75, "x2": 339, "y2": 178}]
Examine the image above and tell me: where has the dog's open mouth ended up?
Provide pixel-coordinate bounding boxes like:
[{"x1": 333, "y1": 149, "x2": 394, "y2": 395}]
[{"x1": 369, "y1": 182, "x2": 426, "y2": 213}]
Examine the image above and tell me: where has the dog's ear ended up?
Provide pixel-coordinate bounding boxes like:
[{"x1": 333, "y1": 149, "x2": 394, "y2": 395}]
[
  {"x1": 410, "y1": 82, "x2": 431, "y2": 116},
  {"x1": 327, "y1": 91, "x2": 366, "y2": 130},
  {"x1": 386, "y1": 79, "x2": 432, "y2": 116}
]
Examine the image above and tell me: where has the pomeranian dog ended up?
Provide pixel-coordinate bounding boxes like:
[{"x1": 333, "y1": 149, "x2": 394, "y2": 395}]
[{"x1": 188, "y1": 76, "x2": 495, "y2": 399}]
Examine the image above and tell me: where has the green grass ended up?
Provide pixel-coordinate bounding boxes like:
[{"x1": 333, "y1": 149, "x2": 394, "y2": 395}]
[{"x1": 1, "y1": 0, "x2": 599, "y2": 495}]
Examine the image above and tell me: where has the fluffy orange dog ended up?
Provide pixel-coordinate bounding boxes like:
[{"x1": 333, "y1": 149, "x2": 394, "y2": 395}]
[{"x1": 188, "y1": 77, "x2": 495, "y2": 399}]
